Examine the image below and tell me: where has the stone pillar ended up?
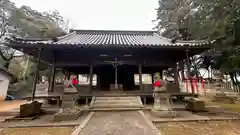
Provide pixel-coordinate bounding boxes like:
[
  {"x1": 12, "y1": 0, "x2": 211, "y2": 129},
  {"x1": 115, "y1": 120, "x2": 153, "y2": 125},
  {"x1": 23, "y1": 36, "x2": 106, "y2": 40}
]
[
  {"x1": 138, "y1": 64, "x2": 143, "y2": 91},
  {"x1": 89, "y1": 65, "x2": 93, "y2": 92},
  {"x1": 31, "y1": 48, "x2": 41, "y2": 101},
  {"x1": 151, "y1": 72, "x2": 176, "y2": 118}
]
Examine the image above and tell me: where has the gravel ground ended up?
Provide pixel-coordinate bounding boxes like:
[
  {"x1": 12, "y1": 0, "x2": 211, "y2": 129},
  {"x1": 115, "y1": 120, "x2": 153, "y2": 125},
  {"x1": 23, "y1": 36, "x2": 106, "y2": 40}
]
[
  {"x1": 158, "y1": 121, "x2": 240, "y2": 135},
  {"x1": 0, "y1": 127, "x2": 74, "y2": 135}
]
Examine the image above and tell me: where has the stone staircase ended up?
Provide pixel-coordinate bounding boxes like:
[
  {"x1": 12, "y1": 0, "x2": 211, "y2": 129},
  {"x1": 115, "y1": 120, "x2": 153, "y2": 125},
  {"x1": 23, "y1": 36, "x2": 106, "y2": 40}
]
[{"x1": 89, "y1": 96, "x2": 143, "y2": 111}]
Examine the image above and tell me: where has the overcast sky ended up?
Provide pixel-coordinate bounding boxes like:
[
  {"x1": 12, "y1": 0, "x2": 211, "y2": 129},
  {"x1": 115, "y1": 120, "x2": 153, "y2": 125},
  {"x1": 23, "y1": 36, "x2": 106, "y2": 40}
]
[{"x1": 13, "y1": 0, "x2": 158, "y2": 30}]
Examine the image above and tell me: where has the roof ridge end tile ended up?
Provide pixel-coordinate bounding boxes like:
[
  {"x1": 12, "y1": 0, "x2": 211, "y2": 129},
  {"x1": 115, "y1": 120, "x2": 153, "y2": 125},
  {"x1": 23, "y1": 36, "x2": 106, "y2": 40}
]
[
  {"x1": 153, "y1": 33, "x2": 172, "y2": 42},
  {"x1": 56, "y1": 31, "x2": 77, "y2": 42}
]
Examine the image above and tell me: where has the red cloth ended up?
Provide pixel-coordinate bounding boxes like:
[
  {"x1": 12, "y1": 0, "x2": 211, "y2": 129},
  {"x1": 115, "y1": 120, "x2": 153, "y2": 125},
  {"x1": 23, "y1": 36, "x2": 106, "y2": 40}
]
[
  {"x1": 72, "y1": 78, "x2": 78, "y2": 85},
  {"x1": 154, "y1": 80, "x2": 161, "y2": 87}
]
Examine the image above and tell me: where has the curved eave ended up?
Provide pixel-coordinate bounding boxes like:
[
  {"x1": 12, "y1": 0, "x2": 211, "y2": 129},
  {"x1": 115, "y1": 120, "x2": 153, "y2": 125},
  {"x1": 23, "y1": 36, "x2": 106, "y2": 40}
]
[{"x1": 6, "y1": 39, "x2": 213, "y2": 50}]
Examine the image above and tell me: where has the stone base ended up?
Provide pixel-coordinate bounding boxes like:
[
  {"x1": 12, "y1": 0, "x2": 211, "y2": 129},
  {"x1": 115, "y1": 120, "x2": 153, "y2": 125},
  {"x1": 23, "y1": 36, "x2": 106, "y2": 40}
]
[
  {"x1": 186, "y1": 98, "x2": 206, "y2": 112},
  {"x1": 52, "y1": 108, "x2": 82, "y2": 122},
  {"x1": 20, "y1": 101, "x2": 42, "y2": 117},
  {"x1": 213, "y1": 93, "x2": 239, "y2": 104},
  {"x1": 213, "y1": 96, "x2": 238, "y2": 104},
  {"x1": 151, "y1": 108, "x2": 177, "y2": 118}
]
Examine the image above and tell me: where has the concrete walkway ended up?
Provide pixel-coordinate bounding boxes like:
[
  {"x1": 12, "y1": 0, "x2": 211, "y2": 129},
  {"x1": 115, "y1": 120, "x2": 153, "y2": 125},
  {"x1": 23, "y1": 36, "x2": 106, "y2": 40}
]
[
  {"x1": 75, "y1": 111, "x2": 160, "y2": 135},
  {"x1": 0, "y1": 100, "x2": 25, "y2": 122},
  {"x1": 0, "y1": 100, "x2": 25, "y2": 112}
]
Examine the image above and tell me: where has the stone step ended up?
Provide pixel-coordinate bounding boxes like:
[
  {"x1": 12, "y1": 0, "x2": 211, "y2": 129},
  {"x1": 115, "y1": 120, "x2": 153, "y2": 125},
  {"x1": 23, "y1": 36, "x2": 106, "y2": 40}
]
[
  {"x1": 89, "y1": 107, "x2": 142, "y2": 111},
  {"x1": 93, "y1": 102, "x2": 143, "y2": 106},
  {"x1": 62, "y1": 101, "x2": 75, "y2": 108},
  {"x1": 93, "y1": 103, "x2": 141, "y2": 106},
  {"x1": 91, "y1": 103, "x2": 143, "y2": 107},
  {"x1": 92, "y1": 103, "x2": 143, "y2": 106},
  {"x1": 94, "y1": 97, "x2": 140, "y2": 100},
  {"x1": 95, "y1": 97, "x2": 138, "y2": 100},
  {"x1": 90, "y1": 96, "x2": 143, "y2": 110},
  {"x1": 62, "y1": 95, "x2": 76, "y2": 101},
  {"x1": 91, "y1": 104, "x2": 143, "y2": 108},
  {"x1": 0, "y1": 116, "x2": 14, "y2": 122},
  {"x1": 94, "y1": 100, "x2": 140, "y2": 104}
]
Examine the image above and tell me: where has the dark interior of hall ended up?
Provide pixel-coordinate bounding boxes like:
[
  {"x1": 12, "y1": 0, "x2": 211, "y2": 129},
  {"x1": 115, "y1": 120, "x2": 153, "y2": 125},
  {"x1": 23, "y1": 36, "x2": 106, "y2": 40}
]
[
  {"x1": 63, "y1": 65, "x2": 165, "y2": 91},
  {"x1": 95, "y1": 65, "x2": 136, "y2": 91}
]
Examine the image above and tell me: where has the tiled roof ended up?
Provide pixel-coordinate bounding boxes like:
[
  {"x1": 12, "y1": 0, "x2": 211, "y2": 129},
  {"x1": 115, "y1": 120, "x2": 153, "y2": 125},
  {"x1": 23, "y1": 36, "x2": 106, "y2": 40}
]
[{"x1": 6, "y1": 30, "x2": 213, "y2": 48}]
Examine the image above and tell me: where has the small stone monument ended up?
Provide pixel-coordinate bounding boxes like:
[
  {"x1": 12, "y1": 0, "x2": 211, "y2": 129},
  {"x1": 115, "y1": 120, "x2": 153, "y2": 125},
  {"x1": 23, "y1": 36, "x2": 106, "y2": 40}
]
[
  {"x1": 20, "y1": 101, "x2": 42, "y2": 117},
  {"x1": 52, "y1": 94, "x2": 82, "y2": 122},
  {"x1": 185, "y1": 98, "x2": 206, "y2": 112},
  {"x1": 151, "y1": 72, "x2": 176, "y2": 117},
  {"x1": 52, "y1": 107, "x2": 82, "y2": 122}
]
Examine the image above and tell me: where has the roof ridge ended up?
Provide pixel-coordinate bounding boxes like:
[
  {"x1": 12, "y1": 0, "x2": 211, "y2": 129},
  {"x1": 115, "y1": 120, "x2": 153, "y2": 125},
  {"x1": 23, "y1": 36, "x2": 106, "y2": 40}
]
[
  {"x1": 70, "y1": 29, "x2": 156, "y2": 35},
  {"x1": 56, "y1": 31, "x2": 77, "y2": 42},
  {"x1": 177, "y1": 40, "x2": 209, "y2": 43},
  {"x1": 153, "y1": 33, "x2": 172, "y2": 42},
  {"x1": 10, "y1": 36, "x2": 52, "y2": 42}
]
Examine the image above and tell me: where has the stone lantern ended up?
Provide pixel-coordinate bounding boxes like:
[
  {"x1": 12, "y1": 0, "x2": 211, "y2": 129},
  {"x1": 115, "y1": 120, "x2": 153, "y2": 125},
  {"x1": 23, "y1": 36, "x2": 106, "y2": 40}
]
[{"x1": 151, "y1": 72, "x2": 176, "y2": 117}]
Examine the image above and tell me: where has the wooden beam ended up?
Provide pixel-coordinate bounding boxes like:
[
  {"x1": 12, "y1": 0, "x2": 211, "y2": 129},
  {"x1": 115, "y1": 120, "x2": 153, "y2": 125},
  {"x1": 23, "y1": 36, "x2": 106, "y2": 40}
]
[
  {"x1": 31, "y1": 48, "x2": 41, "y2": 101},
  {"x1": 55, "y1": 60, "x2": 175, "y2": 68}
]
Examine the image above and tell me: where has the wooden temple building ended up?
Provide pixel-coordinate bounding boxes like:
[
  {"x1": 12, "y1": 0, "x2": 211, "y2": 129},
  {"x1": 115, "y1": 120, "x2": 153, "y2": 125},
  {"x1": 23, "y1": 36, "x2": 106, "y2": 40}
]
[{"x1": 6, "y1": 29, "x2": 212, "y2": 99}]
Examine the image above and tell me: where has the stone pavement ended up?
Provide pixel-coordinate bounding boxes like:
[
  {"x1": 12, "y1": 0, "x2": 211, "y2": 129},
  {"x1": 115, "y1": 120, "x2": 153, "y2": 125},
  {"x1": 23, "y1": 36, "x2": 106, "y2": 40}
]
[
  {"x1": 77, "y1": 111, "x2": 160, "y2": 135},
  {"x1": 0, "y1": 100, "x2": 26, "y2": 123}
]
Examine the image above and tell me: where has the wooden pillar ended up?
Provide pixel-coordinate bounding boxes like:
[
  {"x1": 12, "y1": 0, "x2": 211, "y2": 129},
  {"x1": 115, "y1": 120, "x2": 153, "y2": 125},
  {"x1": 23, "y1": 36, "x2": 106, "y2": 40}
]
[
  {"x1": 89, "y1": 65, "x2": 93, "y2": 92},
  {"x1": 151, "y1": 73, "x2": 154, "y2": 84},
  {"x1": 49, "y1": 52, "x2": 56, "y2": 92},
  {"x1": 179, "y1": 61, "x2": 185, "y2": 81},
  {"x1": 67, "y1": 71, "x2": 70, "y2": 80},
  {"x1": 160, "y1": 69, "x2": 163, "y2": 79},
  {"x1": 114, "y1": 65, "x2": 118, "y2": 89},
  {"x1": 47, "y1": 69, "x2": 51, "y2": 90},
  {"x1": 138, "y1": 64, "x2": 143, "y2": 91},
  {"x1": 185, "y1": 49, "x2": 194, "y2": 94},
  {"x1": 97, "y1": 73, "x2": 100, "y2": 89},
  {"x1": 31, "y1": 48, "x2": 41, "y2": 101},
  {"x1": 173, "y1": 63, "x2": 179, "y2": 86}
]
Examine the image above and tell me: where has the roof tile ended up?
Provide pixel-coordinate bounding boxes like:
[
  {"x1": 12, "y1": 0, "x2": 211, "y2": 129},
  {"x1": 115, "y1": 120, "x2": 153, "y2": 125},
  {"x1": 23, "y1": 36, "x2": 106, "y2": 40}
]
[{"x1": 7, "y1": 30, "x2": 213, "y2": 48}]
